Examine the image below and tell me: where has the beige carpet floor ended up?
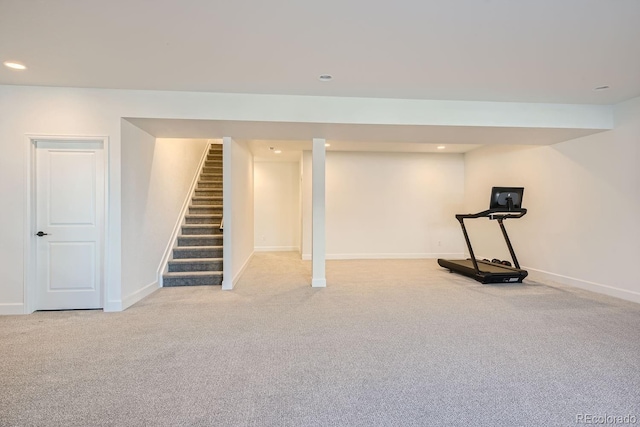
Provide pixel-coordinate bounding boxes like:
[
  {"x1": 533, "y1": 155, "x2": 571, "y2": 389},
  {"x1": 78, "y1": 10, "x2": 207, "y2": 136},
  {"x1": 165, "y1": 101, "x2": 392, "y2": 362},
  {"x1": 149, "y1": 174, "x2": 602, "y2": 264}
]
[{"x1": 1, "y1": 252, "x2": 639, "y2": 426}]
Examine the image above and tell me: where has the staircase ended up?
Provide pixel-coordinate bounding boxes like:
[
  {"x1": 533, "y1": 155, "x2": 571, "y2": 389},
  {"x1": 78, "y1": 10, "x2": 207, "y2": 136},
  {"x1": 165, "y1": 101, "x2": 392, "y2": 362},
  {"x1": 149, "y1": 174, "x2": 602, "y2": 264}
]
[{"x1": 163, "y1": 144, "x2": 224, "y2": 287}]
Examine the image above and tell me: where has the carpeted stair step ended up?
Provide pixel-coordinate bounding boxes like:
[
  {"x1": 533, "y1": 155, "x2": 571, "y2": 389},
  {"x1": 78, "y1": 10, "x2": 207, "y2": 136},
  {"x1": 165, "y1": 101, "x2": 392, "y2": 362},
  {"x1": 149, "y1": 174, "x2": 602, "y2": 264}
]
[
  {"x1": 191, "y1": 197, "x2": 222, "y2": 205},
  {"x1": 184, "y1": 214, "x2": 222, "y2": 224},
  {"x1": 162, "y1": 143, "x2": 225, "y2": 288},
  {"x1": 163, "y1": 271, "x2": 223, "y2": 287},
  {"x1": 168, "y1": 258, "x2": 223, "y2": 272},
  {"x1": 189, "y1": 205, "x2": 222, "y2": 215},
  {"x1": 178, "y1": 235, "x2": 223, "y2": 246},
  {"x1": 200, "y1": 173, "x2": 223, "y2": 181},
  {"x1": 181, "y1": 224, "x2": 222, "y2": 235},
  {"x1": 195, "y1": 188, "x2": 223, "y2": 197},
  {"x1": 197, "y1": 181, "x2": 222, "y2": 189},
  {"x1": 173, "y1": 246, "x2": 223, "y2": 259},
  {"x1": 202, "y1": 166, "x2": 223, "y2": 174}
]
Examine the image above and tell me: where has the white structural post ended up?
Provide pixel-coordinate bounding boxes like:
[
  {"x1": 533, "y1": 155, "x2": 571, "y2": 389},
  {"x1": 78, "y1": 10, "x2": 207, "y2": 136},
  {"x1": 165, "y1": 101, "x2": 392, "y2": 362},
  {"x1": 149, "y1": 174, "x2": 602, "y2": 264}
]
[
  {"x1": 311, "y1": 138, "x2": 327, "y2": 287},
  {"x1": 221, "y1": 137, "x2": 233, "y2": 290}
]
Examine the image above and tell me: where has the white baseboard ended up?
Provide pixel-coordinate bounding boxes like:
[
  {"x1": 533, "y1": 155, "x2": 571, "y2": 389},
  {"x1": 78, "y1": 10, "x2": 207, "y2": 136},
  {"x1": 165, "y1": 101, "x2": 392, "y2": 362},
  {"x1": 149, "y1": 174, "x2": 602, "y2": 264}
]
[
  {"x1": 122, "y1": 280, "x2": 161, "y2": 310},
  {"x1": 526, "y1": 267, "x2": 640, "y2": 304},
  {"x1": 104, "y1": 299, "x2": 123, "y2": 312},
  {"x1": 222, "y1": 251, "x2": 255, "y2": 290},
  {"x1": 311, "y1": 278, "x2": 327, "y2": 287},
  {"x1": 255, "y1": 246, "x2": 298, "y2": 252},
  {"x1": 472, "y1": 253, "x2": 640, "y2": 304},
  {"x1": 301, "y1": 252, "x2": 464, "y2": 261},
  {"x1": 0, "y1": 303, "x2": 26, "y2": 315}
]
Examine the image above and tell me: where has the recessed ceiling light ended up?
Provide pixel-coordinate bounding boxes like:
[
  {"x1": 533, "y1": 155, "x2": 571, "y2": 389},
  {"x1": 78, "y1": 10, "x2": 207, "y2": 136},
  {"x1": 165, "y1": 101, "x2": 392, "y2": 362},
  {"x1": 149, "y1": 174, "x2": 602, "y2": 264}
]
[
  {"x1": 437, "y1": 145, "x2": 446, "y2": 150},
  {"x1": 318, "y1": 74, "x2": 333, "y2": 82},
  {"x1": 3, "y1": 61, "x2": 26, "y2": 70},
  {"x1": 594, "y1": 85, "x2": 610, "y2": 91},
  {"x1": 274, "y1": 150, "x2": 282, "y2": 154},
  {"x1": 325, "y1": 143, "x2": 331, "y2": 147}
]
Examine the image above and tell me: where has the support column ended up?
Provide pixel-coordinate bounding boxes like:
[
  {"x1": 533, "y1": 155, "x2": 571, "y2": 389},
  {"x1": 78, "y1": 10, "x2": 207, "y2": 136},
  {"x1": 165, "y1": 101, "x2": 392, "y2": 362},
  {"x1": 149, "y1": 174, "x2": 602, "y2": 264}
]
[
  {"x1": 221, "y1": 137, "x2": 233, "y2": 290},
  {"x1": 311, "y1": 138, "x2": 326, "y2": 287}
]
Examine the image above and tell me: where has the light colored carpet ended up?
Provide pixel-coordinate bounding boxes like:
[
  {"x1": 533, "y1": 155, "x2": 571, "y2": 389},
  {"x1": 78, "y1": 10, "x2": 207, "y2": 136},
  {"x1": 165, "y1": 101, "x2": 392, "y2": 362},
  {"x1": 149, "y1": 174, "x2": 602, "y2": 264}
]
[{"x1": 1, "y1": 252, "x2": 639, "y2": 426}]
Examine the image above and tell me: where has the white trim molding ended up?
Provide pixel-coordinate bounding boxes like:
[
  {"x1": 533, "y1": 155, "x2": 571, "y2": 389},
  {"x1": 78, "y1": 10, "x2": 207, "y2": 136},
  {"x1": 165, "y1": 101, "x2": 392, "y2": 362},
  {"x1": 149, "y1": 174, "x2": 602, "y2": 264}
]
[
  {"x1": 302, "y1": 253, "x2": 464, "y2": 261},
  {"x1": 526, "y1": 267, "x2": 640, "y2": 305},
  {"x1": 223, "y1": 251, "x2": 255, "y2": 291},
  {"x1": 0, "y1": 303, "x2": 26, "y2": 316},
  {"x1": 122, "y1": 280, "x2": 160, "y2": 310},
  {"x1": 255, "y1": 246, "x2": 299, "y2": 252},
  {"x1": 104, "y1": 300, "x2": 123, "y2": 313}
]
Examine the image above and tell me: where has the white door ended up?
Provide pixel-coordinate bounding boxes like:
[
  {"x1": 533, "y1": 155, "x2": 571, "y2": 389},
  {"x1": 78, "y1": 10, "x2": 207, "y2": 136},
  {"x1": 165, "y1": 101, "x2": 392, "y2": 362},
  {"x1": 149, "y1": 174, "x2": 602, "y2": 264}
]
[{"x1": 35, "y1": 141, "x2": 105, "y2": 310}]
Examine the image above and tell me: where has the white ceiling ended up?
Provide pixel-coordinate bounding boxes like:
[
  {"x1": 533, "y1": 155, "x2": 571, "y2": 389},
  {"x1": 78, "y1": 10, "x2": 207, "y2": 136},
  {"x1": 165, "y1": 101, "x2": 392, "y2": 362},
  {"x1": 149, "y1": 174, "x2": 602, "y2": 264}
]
[
  {"x1": 2, "y1": 0, "x2": 636, "y2": 155},
  {"x1": 1, "y1": 0, "x2": 639, "y2": 105}
]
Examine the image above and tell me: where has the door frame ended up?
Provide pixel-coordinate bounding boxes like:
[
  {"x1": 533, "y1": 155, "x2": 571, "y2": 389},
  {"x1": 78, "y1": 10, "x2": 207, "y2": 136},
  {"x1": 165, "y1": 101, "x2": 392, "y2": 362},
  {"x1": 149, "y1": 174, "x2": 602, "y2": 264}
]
[{"x1": 24, "y1": 135, "x2": 110, "y2": 314}]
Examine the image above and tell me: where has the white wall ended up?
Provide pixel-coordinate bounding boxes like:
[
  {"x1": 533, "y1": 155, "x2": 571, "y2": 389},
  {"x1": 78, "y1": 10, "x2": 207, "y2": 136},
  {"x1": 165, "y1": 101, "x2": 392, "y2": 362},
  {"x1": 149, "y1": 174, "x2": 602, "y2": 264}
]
[
  {"x1": 222, "y1": 138, "x2": 255, "y2": 289},
  {"x1": 0, "y1": 83, "x2": 620, "y2": 314},
  {"x1": 121, "y1": 121, "x2": 208, "y2": 307},
  {"x1": 301, "y1": 150, "x2": 466, "y2": 259},
  {"x1": 0, "y1": 86, "x2": 125, "y2": 313},
  {"x1": 254, "y1": 161, "x2": 301, "y2": 252},
  {"x1": 464, "y1": 96, "x2": 640, "y2": 303}
]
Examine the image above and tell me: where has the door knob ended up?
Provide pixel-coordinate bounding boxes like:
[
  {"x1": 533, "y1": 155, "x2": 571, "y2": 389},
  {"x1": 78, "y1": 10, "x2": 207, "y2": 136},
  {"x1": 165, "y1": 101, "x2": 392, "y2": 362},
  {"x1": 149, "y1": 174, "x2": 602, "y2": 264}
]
[{"x1": 36, "y1": 231, "x2": 49, "y2": 237}]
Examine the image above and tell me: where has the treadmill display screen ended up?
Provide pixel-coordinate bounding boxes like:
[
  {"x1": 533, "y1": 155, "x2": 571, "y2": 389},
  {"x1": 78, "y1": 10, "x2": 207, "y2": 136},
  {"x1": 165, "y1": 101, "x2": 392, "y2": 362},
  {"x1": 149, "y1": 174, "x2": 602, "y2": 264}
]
[{"x1": 489, "y1": 187, "x2": 524, "y2": 211}]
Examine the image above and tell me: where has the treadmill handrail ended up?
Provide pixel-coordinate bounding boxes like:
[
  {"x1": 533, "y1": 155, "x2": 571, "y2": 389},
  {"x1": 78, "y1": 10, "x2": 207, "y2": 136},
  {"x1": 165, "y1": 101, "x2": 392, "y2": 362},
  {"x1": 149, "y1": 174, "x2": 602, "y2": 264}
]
[
  {"x1": 456, "y1": 208, "x2": 527, "y2": 221},
  {"x1": 454, "y1": 207, "x2": 526, "y2": 275}
]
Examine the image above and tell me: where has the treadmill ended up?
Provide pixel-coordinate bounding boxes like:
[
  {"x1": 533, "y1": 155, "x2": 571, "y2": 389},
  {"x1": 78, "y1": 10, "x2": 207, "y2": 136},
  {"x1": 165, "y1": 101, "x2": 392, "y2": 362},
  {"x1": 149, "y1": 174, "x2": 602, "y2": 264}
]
[{"x1": 438, "y1": 187, "x2": 528, "y2": 284}]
